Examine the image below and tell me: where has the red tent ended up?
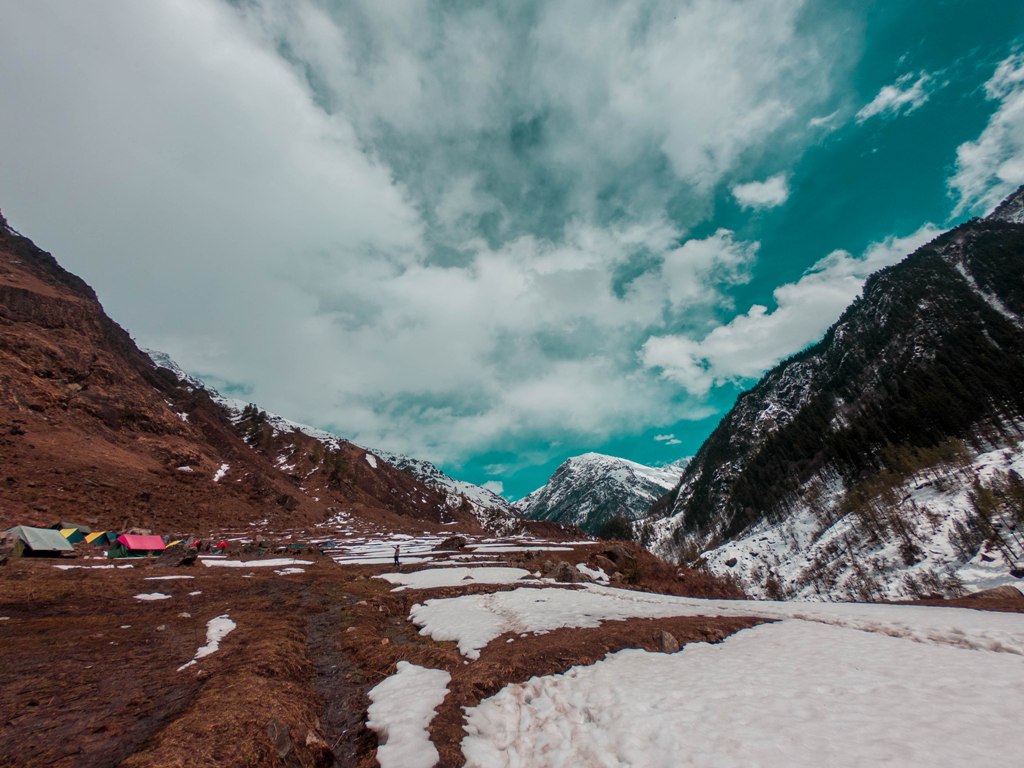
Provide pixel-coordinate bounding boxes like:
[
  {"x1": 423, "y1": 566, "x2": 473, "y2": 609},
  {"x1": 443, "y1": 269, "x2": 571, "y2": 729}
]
[{"x1": 114, "y1": 534, "x2": 166, "y2": 553}]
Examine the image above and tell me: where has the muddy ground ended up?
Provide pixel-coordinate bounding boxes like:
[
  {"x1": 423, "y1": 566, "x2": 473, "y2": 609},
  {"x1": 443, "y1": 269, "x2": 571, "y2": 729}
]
[
  {"x1": 0, "y1": 550, "x2": 762, "y2": 768},
  {"x1": 3, "y1": 553, "x2": 1018, "y2": 768}
]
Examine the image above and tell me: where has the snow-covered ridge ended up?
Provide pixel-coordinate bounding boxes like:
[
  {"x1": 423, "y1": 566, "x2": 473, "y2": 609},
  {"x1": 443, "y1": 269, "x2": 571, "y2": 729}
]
[{"x1": 515, "y1": 452, "x2": 689, "y2": 534}]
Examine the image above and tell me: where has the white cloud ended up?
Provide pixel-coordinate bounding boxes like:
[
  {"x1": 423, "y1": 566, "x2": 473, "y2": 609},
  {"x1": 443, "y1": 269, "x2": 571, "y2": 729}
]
[
  {"x1": 731, "y1": 174, "x2": 790, "y2": 210},
  {"x1": 641, "y1": 224, "x2": 941, "y2": 395},
  {"x1": 0, "y1": 0, "x2": 849, "y2": 467},
  {"x1": 662, "y1": 230, "x2": 757, "y2": 312},
  {"x1": 653, "y1": 434, "x2": 675, "y2": 442},
  {"x1": 856, "y1": 72, "x2": 933, "y2": 123},
  {"x1": 482, "y1": 481, "x2": 504, "y2": 495},
  {"x1": 808, "y1": 109, "x2": 841, "y2": 130},
  {"x1": 950, "y1": 53, "x2": 1024, "y2": 216}
]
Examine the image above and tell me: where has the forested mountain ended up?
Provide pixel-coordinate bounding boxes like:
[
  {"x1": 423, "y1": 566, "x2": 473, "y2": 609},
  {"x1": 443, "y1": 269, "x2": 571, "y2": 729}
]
[{"x1": 642, "y1": 187, "x2": 1024, "y2": 600}]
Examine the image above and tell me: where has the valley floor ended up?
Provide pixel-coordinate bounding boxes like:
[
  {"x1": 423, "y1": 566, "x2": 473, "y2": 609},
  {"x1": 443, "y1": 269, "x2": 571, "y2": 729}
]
[{"x1": 1, "y1": 514, "x2": 1023, "y2": 767}]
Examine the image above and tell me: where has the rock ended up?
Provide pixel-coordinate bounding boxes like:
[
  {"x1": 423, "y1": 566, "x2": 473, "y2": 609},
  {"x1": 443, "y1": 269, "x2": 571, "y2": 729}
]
[
  {"x1": 602, "y1": 545, "x2": 635, "y2": 566},
  {"x1": 542, "y1": 560, "x2": 590, "y2": 583},
  {"x1": 593, "y1": 554, "x2": 617, "y2": 575},
  {"x1": 266, "y1": 718, "x2": 293, "y2": 759},
  {"x1": 724, "y1": 557, "x2": 738, "y2": 568},
  {"x1": 964, "y1": 585, "x2": 1024, "y2": 603},
  {"x1": 434, "y1": 535, "x2": 467, "y2": 551},
  {"x1": 659, "y1": 630, "x2": 680, "y2": 653}
]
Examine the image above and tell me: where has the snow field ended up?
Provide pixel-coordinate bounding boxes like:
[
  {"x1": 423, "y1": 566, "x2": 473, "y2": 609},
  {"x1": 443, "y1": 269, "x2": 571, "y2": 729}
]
[
  {"x1": 366, "y1": 661, "x2": 450, "y2": 768},
  {"x1": 200, "y1": 558, "x2": 312, "y2": 568},
  {"x1": 462, "y1": 620, "x2": 1024, "y2": 768},
  {"x1": 411, "y1": 584, "x2": 1024, "y2": 659},
  {"x1": 378, "y1": 567, "x2": 534, "y2": 591}
]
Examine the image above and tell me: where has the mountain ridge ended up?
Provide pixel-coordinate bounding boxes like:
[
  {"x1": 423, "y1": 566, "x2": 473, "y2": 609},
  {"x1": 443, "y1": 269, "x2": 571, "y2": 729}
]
[
  {"x1": 640, "y1": 189, "x2": 1024, "y2": 600},
  {"x1": 516, "y1": 452, "x2": 688, "y2": 534}
]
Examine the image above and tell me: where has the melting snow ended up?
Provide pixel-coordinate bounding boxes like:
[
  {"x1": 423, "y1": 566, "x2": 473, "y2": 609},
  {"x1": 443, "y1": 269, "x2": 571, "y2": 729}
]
[
  {"x1": 412, "y1": 584, "x2": 1024, "y2": 660},
  {"x1": 134, "y1": 593, "x2": 171, "y2": 601},
  {"x1": 366, "y1": 661, "x2": 450, "y2": 768},
  {"x1": 379, "y1": 567, "x2": 533, "y2": 591},
  {"x1": 200, "y1": 558, "x2": 312, "y2": 568},
  {"x1": 462, "y1": 620, "x2": 1024, "y2": 767},
  {"x1": 144, "y1": 575, "x2": 195, "y2": 581},
  {"x1": 213, "y1": 463, "x2": 230, "y2": 482},
  {"x1": 178, "y1": 614, "x2": 236, "y2": 671},
  {"x1": 576, "y1": 563, "x2": 609, "y2": 583},
  {"x1": 274, "y1": 567, "x2": 306, "y2": 576}
]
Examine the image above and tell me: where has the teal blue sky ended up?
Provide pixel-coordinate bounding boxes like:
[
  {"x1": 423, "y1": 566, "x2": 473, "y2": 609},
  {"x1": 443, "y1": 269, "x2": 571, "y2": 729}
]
[{"x1": 1, "y1": 1, "x2": 1022, "y2": 499}]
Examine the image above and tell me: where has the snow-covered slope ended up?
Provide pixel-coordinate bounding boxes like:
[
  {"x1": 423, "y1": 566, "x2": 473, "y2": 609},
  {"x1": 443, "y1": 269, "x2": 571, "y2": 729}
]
[
  {"x1": 642, "y1": 187, "x2": 1024, "y2": 600},
  {"x1": 515, "y1": 453, "x2": 688, "y2": 534},
  {"x1": 376, "y1": 451, "x2": 521, "y2": 533}
]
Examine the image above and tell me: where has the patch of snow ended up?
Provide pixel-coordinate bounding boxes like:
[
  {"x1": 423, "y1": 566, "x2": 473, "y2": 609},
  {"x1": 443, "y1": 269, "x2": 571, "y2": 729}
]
[
  {"x1": 365, "y1": 453, "x2": 378, "y2": 469},
  {"x1": 200, "y1": 558, "x2": 313, "y2": 568},
  {"x1": 379, "y1": 567, "x2": 533, "y2": 591},
  {"x1": 188, "y1": 591, "x2": 202, "y2": 596},
  {"x1": 144, "y1": 575, "x2": 195, "y2": 581},
  {"x1": 176, "y1": 465, "x2": 194, "y2": 473},
  {"x1": 178, "y1": 614, "x2": 237, "y2": 670},
  {"x1": 366, "y1": 661, "x2": 450, "y2": 768},
  {"x1": 462, "y1": 620, "x2": 1024, "y2": 767},
  {"x1": 274, "y1": 567, "x2": 306, "y2": 576},
  {"x1": 576, "y1": 563, "x2": 609, "y2": 583},
  {"x1": 134, "y1": 593, "x2": 171, "y2": 601},
  {"x1": 213, "y1": 463, "x2": 230, "y2": 482},
  {"x1": 54, "y1": 564, "x2": 116, "y2": 570},
  {"x1": 412, "y1": 584, "x2": 1024, "y2": 660}
]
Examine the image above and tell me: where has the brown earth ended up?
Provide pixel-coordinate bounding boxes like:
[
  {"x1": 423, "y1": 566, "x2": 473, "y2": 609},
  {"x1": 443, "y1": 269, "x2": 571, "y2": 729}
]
[
  {"x1": 0, "y1": 552, "x2": 753, "y2": 768},
  {"x1": 0, "y1": 211, "x2": 484, "y2": 535}
]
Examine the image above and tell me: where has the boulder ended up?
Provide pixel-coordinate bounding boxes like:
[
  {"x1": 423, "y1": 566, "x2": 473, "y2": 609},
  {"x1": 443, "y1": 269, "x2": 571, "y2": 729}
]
[
  {"x1": 541, "y1": 560, "x2": 591, "y2": 583},
  {"x1": 434, "y1": 535, "x2": 467, "y2": 551},
  {"x1": 659, "y1": 630, "x2": 680, "y2": 653},
  {"x1": 602, "y1": 545, "x2": 635, "y2": 566}
]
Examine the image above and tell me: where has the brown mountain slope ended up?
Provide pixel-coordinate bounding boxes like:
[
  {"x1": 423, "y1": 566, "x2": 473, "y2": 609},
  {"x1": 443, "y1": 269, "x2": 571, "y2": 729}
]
[{"x1": 0, "y1": 211, "x2": 472, "y2": 533}]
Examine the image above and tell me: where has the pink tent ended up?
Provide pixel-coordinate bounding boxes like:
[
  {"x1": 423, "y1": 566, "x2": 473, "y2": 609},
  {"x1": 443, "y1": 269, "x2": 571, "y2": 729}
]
[{"x1": 116, "y1": 534, "x2": 166, "y2": 552}]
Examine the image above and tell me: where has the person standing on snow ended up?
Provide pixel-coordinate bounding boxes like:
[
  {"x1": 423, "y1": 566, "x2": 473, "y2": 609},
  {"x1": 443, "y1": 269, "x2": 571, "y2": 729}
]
[{"x1": 393, "y1": 544, "x2": 400, "y2": 567}]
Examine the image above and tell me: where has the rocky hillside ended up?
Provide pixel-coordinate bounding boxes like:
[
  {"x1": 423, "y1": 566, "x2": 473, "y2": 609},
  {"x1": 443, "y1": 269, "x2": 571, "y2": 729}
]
[
  {"x1": 0, "y1": 211, "x2": 475, "y2": 534},
  {"x1": 147, "y1": 351, "x2": 514, "y2": 533},
  {"x1": 516, "y1": 453, "x2": 687, "y2": 535},
  {"x1": 642, "y1": 187, "x2": 1024, "y2": 601}
]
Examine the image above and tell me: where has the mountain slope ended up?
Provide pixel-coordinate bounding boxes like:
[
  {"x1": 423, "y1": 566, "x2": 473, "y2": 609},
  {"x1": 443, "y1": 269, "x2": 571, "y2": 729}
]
[
  {"x1": 516, "y1": 453, "x2": 687, "y2": 534},
  {"x1": 643, "y1": 187, "x2": 1024, "y2": 600},
  {"x1": 0, "y1": 210, "x2": 476, "y2": 533}
]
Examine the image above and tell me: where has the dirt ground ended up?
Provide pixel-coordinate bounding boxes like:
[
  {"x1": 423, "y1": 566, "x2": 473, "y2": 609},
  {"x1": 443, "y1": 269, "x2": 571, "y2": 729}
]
[
  {"x1": 0, "y1": 552, "x2": 759, "y2": 768},
  {"x1": 5, "y1": 553, "x2": 1018, "y2": 768}
]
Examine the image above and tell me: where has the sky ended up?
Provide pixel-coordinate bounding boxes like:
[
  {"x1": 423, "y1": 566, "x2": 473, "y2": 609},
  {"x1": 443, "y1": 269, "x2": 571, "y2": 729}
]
[{"x1": 1, "y1": 1, "x2": 1023, "y2": 500}]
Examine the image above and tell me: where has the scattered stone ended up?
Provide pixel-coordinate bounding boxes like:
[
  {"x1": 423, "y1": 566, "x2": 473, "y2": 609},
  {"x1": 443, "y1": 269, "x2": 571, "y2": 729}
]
[
  {"x1": 542, "y1": 560, "x2": 591, "y2": 583},
  {"x1": 266, "y1": 718, "x2": 293, "y2": 759},
  {"x1": 724, "y1": 557, "x2": 738, "y2": 568},
  {"x1": 659, "y1": 630, "x2": 680, "y2": 653}
]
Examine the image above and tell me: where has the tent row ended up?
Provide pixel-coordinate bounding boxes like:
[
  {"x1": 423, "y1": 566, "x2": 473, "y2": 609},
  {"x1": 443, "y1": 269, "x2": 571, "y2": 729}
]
[{"x1": 3, "y1": 525, "x2": 171, "y2": 558}]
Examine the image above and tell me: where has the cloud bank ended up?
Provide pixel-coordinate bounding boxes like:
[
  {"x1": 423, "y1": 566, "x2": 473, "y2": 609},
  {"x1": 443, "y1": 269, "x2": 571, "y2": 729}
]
[
  {"x1": 640, "y1": 225, "x2": 941, "y2": 395},
  {"x1": 0, "y1": 0, "x2": 854, "y2": 465}
]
